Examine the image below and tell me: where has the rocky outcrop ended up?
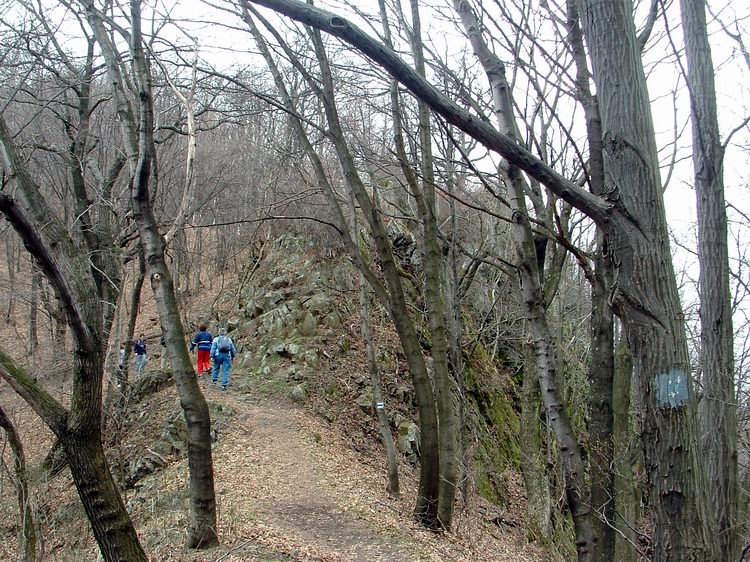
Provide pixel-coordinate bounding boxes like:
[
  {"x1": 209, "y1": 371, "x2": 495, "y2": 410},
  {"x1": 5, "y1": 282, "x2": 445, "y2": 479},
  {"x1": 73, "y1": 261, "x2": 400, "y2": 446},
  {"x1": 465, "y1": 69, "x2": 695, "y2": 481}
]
[
  {"x1": 125, "y1": 401, "x2": 234, "y2": 488},
  {"x1": 128, "y1": 370, "x2": 174, "y2": 403}
]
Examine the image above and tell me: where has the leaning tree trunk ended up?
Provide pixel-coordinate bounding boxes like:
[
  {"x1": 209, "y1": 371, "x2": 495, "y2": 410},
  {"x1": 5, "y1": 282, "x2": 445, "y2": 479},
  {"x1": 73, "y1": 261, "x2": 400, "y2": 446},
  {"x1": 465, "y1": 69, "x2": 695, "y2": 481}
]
[
  {"x1": 0, "y1": 53, "x2": 144, "y2": 560},
  {"x1": 359, "y1": 272, "x2": 401, "y2": 497},
  {"x1": 0, "y1": 403, "x2": 37, "y2": 562},
  {"x1": 61, "y1": 429, "x2": 147, "y2": 561},
  {"x1": 680, "y1": 0, "x2": 739, "y2": 557},
  {"x1": 453, "y1": 2, "x2": 595, "y2": 556},
  {"x1": 242, "y1": 5, "x2": 441, "y2": 527},
  {"x1": 305, "y1": 17, "x2": 443, "y2": 528}
]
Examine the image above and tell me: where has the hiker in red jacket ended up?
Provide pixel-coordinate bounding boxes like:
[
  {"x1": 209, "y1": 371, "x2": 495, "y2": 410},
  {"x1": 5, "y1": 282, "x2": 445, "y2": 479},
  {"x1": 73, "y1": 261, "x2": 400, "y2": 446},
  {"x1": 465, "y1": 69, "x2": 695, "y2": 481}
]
[{"x1": 189, "y1": 324, "x2": 213, "y2": 376}]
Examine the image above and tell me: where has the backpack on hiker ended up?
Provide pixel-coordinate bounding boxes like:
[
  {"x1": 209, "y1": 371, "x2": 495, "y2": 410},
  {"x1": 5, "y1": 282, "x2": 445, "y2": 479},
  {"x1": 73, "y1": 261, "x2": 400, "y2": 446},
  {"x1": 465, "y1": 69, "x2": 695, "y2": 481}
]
[{"x1": 217, "y1": 335, "x2": 232, "y2": 353}]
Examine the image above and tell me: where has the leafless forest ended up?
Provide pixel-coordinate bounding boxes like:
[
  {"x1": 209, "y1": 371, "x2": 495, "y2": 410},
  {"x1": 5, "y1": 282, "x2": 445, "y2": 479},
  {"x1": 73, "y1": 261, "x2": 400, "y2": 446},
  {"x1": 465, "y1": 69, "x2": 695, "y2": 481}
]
[{"x1": 1, "y1": 0, "x2": 750, "y2": 561}]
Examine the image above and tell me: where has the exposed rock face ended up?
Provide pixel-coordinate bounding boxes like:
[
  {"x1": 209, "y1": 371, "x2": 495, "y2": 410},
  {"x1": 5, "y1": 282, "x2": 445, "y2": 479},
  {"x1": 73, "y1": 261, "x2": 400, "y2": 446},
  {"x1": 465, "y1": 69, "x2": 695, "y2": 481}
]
[
  {"x1": 226, "y1": 316, "x2": 241, "y2": 332},
  {"x1": 298, "y1": 311, "x2": 317, "y2": 337},
  {"x1": 128, "y1": 370, "x2": 174, "y2": 403},
  {"x1": 229, "y1": 236, "x2": 352, "y2": 385},
  {"x1": 396, "y1": 419, "x2": 420, "y2": 460}
]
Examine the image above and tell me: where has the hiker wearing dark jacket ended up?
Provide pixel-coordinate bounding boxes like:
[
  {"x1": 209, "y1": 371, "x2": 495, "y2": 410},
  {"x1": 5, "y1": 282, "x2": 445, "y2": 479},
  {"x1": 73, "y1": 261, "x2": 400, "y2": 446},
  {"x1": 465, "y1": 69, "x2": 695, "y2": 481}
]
[
  {"x1": 190, "y1": 324, "x2": 213, "y2": 376},
  {"x1": 210, "y1": 328, "x2": 236, "y2": 391},
  {"x1": 133, "y1": 334, "x2": 148, "y2": 376}
]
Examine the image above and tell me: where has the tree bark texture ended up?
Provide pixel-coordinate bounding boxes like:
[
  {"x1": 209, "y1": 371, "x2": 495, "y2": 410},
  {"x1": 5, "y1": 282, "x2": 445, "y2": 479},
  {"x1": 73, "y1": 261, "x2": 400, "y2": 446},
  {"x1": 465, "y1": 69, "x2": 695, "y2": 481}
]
[
  {"x1": 576, "y1": 0, "x2": 717, "y2": 558},
  {"x1": 680, "y1": 0, "x2": 739, "y2": 557}
]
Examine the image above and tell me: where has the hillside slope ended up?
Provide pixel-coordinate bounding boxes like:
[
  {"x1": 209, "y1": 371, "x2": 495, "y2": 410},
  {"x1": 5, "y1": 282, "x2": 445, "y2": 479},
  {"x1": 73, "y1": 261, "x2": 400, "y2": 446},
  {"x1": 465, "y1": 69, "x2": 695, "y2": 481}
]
[
  {"x1": 0, "y1": 378, "x2": 546, "y2": 561},
  {"x1": 0, "y1": 235, "x2": 551, "y2": 560}
]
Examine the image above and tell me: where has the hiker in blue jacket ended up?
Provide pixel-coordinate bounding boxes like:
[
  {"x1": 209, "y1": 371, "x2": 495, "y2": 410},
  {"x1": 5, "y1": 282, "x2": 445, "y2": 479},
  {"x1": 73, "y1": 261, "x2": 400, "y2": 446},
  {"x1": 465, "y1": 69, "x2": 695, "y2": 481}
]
[
  {"x1": 133, "y1": 334, "x2": 148, "y2": 376},
  {"x1": 210, "y1": 328, "x2": 236, "y2": 391}
]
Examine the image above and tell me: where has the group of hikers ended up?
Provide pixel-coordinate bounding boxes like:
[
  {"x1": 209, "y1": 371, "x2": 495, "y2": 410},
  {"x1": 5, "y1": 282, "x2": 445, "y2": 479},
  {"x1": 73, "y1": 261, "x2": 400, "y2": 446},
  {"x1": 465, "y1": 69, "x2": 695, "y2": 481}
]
[{"x1": 118, "y1": 324, "x2": 237, "y2": 390}]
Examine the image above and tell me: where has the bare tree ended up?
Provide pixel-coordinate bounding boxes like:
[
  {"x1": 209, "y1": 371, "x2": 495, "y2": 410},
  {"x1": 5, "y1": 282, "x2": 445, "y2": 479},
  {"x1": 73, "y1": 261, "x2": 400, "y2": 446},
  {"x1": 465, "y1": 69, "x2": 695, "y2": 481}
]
[
  {"x1": 80, "y1": 0, "x2": 219, "y2": 548},
  {"x1": 246, "y1": 0, "x2": 719, "y2": 558},
  {"x1": 0, "y1": 117, "x2": 147, "y2": 560},
  {"x1": 680, "y1": 0, "x2": 739, "y2": 557}
]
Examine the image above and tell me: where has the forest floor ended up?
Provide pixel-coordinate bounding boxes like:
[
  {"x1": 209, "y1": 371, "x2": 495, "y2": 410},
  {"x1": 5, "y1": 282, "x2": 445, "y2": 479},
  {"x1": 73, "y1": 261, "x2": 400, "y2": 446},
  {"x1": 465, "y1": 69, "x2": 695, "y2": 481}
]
[
  {"x1": 0, "y1": 370, "x2": 550, "y2": 561},
  {"x1": 133, "y1": 374, "x2": 549, "y2": 561}
]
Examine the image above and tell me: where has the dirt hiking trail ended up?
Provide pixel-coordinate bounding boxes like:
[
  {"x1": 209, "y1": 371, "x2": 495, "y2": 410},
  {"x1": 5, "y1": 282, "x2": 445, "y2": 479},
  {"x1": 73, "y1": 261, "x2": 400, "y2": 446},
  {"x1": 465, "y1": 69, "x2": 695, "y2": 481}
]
[{"x1": 141, "y1": 382, "x2": 543, "y2": 562}]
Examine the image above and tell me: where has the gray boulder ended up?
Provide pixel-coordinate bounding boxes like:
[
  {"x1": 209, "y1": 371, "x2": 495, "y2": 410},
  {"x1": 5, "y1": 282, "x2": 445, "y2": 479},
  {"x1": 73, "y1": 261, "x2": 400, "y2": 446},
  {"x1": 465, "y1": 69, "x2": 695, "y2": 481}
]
[
  {"x1": 290, "y1": 382, "x2": 309, "y2": 403},
  {"x1": 226, "y1": 316, "x2": 241, "y2": 332},
  {"x1": 298, "y1": 311, "x2": 317, "y2": 337},
  {"x1": 397, "y1": 420, "x2": 420, "y2": 458},
  {"x1": 356, "y1": 388, "x2": 374, "y2": 415}
]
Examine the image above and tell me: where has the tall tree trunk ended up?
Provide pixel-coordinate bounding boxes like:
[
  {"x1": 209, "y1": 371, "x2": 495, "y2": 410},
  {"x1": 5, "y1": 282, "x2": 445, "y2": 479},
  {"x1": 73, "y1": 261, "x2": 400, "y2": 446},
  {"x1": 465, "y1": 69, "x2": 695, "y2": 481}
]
[
  {"x1": 576, "y1": 1, "x2": 717, "y2": 558},
  {"x1": 29, "y1": 265, "x2": 39, "y2": 354},
  {"x1": 305, "y1": 16, "x2": 443, "y2": 529},
  {"x1": 586, "y1": 251, "x2": 615, "y2": 559},
  {"x1": 444, "y1": 136, "x2": 469, "y2": 506},
  {"x1": 124, "y1": 0, "x2": 218, "y2": 548},
  {"x1": 680, "y1": 0, "x2": 739, "y2": 557},
  {"x1": 565, "y1": 3, "x2": 617, "y2": 556},
  {"x1": 407, "y1": 0, "x2": 459, "y2": 529},
  {"x1": 613, "y1": 336, "x2": 639, "y2": 562},
  {"x1": 0, "y1": 403, "x2": 37, "y2": 562}
]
